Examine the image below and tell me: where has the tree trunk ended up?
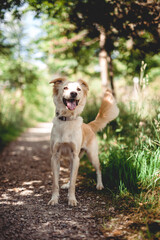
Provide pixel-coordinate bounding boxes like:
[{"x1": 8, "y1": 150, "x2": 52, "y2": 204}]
[
  {"x1": 108, "y1": 53, "x2": 115, "y2": 96},
  {"x1": 98, "y1": 26, "x2": 110, "y2": 94}
]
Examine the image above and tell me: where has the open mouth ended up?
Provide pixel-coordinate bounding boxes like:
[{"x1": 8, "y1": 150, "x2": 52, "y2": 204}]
[{"x1": 63, "y1": 98, "x2": 79, "y2": 111}]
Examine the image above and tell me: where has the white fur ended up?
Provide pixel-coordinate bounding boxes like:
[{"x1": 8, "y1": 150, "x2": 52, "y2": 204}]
[{"x1": 48, "y1": 78, "x2": 118, "y2": 206}]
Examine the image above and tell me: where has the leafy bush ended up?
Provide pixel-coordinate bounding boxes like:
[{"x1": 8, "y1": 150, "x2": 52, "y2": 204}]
[
  {"x1": 0, "y1": 74, "x2": 54, "y2": 149},
  {"x1": 101, "y1": 100, "x2": 160, "y2": 192},
  {"x1": 81, "y1": 96, "x2": 160, "y2": 195},
  {"x1": 0, "y1": 89, "x2": 25, "y2": 149},
  {"x1": 81, "y1": 93, "x2": 100, "y2": 123}
]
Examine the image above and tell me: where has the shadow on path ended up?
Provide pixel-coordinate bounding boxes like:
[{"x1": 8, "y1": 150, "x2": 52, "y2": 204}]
[{"x1": 0, "y1": 123, "x2": 107, "y2": 240}]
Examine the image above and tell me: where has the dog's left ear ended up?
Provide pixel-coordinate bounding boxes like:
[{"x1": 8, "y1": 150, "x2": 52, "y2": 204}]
[{"x1": 78, "y1": 79, "x2": 89, "y2": 92}]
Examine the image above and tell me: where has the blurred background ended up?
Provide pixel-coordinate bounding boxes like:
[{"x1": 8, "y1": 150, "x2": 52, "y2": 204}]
[{"x1": 0, "y1": 1, "x2": 160, "y2": 199}]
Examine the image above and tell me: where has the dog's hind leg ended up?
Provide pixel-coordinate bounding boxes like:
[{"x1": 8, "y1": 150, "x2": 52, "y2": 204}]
[
  {"x1": 48, "y1": 155, "x2": 60, "y2": 205},
  {"x1": 86, "y1": 138, "x2": 104, "y2": 190}
]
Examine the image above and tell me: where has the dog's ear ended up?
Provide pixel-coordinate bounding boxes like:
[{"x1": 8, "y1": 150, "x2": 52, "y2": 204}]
[
  {"x1": 78, "y1": 79, "x2": 89, "y2": 93},
  {"x1": 49, "y1": 77, "x2": 66, "y2": 85},
  {"x1": 50, "y1": 77, "x2": 66, "y2": 95}
]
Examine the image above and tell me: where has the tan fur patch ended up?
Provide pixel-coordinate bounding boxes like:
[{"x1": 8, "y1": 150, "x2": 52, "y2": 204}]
[
  {"x1": 78, "y1": 79, "x2": 89, "y2": 96},
  {"x1": 50, "y1": 77, "x2": 66, "y2": 96},
  {"x1": 82, "y1": 123, "x2": 95, "y2": 147}
]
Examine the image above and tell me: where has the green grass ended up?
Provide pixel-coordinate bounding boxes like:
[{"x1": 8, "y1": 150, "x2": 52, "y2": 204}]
[
  {"x1": 100, "y1": 143, "x2": 160, "y2": 192},
  {"x1": 80, "y1": 94, "x2": 160, "y2": 240},
  {"x1": 81, "y1": 95, "x2": 160, "y2": 200},
  {"x1": 0, "y1": 124, "x2": 25, "y2": 150}
]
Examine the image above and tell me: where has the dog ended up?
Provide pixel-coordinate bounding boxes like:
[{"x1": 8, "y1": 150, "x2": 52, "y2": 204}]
[{"x1": 48, "y1": 77, "x2": 119, "y2": 206}]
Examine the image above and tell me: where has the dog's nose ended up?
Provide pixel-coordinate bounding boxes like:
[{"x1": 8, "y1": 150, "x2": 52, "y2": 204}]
[{"x1": 70, "y1": 91, "x2": 77, "y2": 98}]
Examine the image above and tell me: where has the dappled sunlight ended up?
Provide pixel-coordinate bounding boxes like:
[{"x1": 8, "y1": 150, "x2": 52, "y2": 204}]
[
  {"x1": 0, "y1": 122, "x2": 52, "y2": 213},
  {"x1": 0, "y1": 1, "x2": 159, "y2": 239},
  {"x1": 22, "y1": 180, "x2": 42, "y2": 186},
  {"x1": 0, "y1": 201, "x2": 25, "y2": 206},
  {"x1": 32, "y1": 155, "x2": 41, "y2": 161},
  {"x1": 1, "y1": 193, "x2": 11, "y2": 200},
  {"x1": 20, "y1": 190, "x2": 34, "y2": 196},
  {"x1": 1, "y1": 119, "x2": 159, "y2": 239},
  {"x1": 42, "y1": 144, "x2": 49, "y2": 149},
  {"x1": 60, "y1": 166, "x2": 70, "y2": 173},
  {"x1": 17, "y1": 122, "x2": 52, "y2": 143},
  {"x1": 18, "y1": 134, "x2": 49, "y2": 142},
  {"x1": 0, "y1": 191, "x2": 26, "y2": 206},
  {"x1": 0, "y1": 181, "x2": 50, "y2": 216},
  {"x1": 28, "y1": 123, "x2": 52, "y2": 134},
  {"x1": 0, "y1": 180, "x2": 44, "y2": 205},
  {"x1": 14, "y1": 145, "x2": 25, "y2": 151}
]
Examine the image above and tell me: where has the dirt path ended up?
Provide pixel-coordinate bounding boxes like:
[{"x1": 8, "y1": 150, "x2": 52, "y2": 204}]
[
  {"x1": 2, "y1": 123, "x2": 158, "y2": 240},
  {"x1": 0, "y1": 123, "x2": 111, "y2": 240}
]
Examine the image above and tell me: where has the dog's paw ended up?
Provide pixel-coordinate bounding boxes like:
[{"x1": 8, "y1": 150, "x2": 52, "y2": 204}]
[
  {"x1": 48, "y1": 197, "x2": 58, "y2": 205},
  {"x1": 61, "y1": 181, "x2": 70, "y2": 189},
  {"x1": 68, "y1": 197, "x2": 78, "y2": 206},
  {"x1": 96, "y1": 183, "x2": 104, "y2": 190}
]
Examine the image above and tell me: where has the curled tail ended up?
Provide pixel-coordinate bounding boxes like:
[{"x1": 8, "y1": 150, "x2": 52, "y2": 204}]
[{"x1": 88, "y1": 89, "x2": 119, "y2": 133}]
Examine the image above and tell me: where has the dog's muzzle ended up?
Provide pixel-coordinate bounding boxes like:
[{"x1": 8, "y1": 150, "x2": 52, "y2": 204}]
[{"x1": 63, "y1": 98, "x2": 79, "y2": 111}]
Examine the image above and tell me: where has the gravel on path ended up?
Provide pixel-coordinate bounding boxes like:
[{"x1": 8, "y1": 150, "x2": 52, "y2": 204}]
[{"x1": 0, "y1": 123, "x2": 109, "y2": 240}]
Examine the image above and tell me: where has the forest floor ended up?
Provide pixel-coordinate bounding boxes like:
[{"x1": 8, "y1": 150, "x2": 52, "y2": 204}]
[{"x1": 0, "y1": 123, "x2": 159, "y2": 240}]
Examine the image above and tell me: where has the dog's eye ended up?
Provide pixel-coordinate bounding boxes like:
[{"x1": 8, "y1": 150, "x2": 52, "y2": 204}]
[
  {"x1": 64, "y1": 87, "x2": 68, "y2": 90},
  {"x1": 77, "y1": 88, "x2": 81, "y2": 91}
]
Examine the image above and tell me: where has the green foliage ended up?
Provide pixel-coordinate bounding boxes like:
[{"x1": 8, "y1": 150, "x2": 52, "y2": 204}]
[
  {"x1": 0, "y1": 88, "x2": 25, "y2": 149},
  {"x1": 23, "y1": 77, "x2": 54, "y2": 122},
  {"x1": 0, "y1": 0, "x2": 24, "y2": 20},
  {"x1": 114, "y1": 38, "x2": 160, "y2": 82},
  {"x1": 0, "y1": 12, "x2": 54, "y2": 149},
  {"x1": 101, "y1": 100, "x2": 160, "y2": 193},
  {"x1": 0, "y1": 31, "x2": 13, "y2": 55},
  {"x1": 0, "y1": 75, "x2": 54, "y2": 149},
  {"x1": 81, "y1": 96, "x2": 160, "y2": 195},
  {"x1": 81, "y1": 93, "x2": 100, "y2": 123},
  {"x1": 1, "y1": 0, "x2": 160, "y2": 83},
  {"x1": 0, "y1": 3, "x2": 159, "y2": 194},
  {"x1": 36, "y1": 17, "x2": 99, "y2": 76},
  {"x1": 0, "y1": 58, "x2": 39, "y2": 88},
  {"x1": 100, "y1": 142, "x2": 160, "y2": 193}
]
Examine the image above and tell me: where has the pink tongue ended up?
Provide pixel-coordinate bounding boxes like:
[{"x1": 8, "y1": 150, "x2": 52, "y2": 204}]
[{"x1": 67, "y1": 100, "x2": 76, "y2": 110}]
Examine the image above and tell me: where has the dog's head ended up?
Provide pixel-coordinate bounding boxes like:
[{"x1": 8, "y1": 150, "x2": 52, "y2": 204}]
[{"x1": 50, "y1": 77, "x2": 89, "y2": 116}]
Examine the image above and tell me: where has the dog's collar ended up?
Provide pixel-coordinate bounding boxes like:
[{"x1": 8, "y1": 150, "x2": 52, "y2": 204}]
[
  {"x1": 58, "y1": 116, "x2": 68, "y2": 121},
  {"x1": 56, "y1": 112, "x2": 75, "y2": 121}
]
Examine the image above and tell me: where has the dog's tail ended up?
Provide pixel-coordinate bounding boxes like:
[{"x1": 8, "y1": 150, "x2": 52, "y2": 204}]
[{"x1": 88, "y1": 89, "x2": 119, "y2": 133}]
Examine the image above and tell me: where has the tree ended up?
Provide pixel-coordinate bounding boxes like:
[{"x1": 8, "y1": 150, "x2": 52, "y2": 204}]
[
  {"x1": 1, "y1": 0, "x2": 159, "y2": 92},
  {"x1": 27, "y1": 0, "x2": 160, "y2": 93},
  {"x1": 66, "y1": 0, "x2": 160, "y2": 92},
  {"x1": 0, "y1": 0, "x2": 25, "y2": 21},
  {"x1": 35, "y1": 17, "x2": 99, "y2": 77},
  {"x1": 0, "y1": 13, "x2": 39, "y2": 89}
]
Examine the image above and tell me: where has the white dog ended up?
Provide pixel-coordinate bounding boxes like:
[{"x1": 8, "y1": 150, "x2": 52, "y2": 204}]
[{"x1": 48, "y1": 77, "x2": 119, "y2": 206}]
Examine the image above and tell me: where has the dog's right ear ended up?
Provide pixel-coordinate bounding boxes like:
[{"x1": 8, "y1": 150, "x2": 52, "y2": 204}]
[
  {"x1": 49, "y1": 77, "x2": 66, "y2": 85},
  {"x1": 49, "y1": 77, "x2": 66, "y2": 95}
]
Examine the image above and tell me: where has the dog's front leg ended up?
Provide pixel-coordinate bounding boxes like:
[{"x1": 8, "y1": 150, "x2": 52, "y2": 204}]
[
  {"x1": 48, "y1": 155, "x2": 60, "y2": 205},
  {"x1": 68, "y1": 155, "x2": 79, "y2": 206}
]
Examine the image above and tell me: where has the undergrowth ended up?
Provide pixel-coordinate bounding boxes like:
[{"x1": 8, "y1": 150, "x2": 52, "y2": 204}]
[
  {"x1": 80, "y1": 93, "x2": 160, "y2": 211},
  {"x1": 0, "y1": 80, "x2": 53, "y2": 150}
]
